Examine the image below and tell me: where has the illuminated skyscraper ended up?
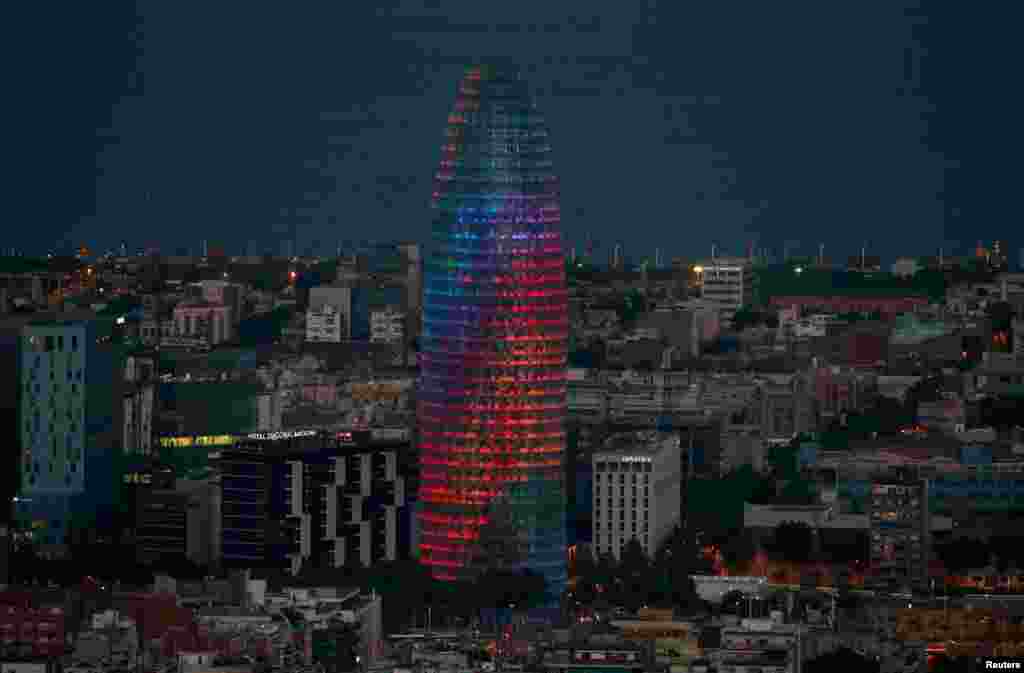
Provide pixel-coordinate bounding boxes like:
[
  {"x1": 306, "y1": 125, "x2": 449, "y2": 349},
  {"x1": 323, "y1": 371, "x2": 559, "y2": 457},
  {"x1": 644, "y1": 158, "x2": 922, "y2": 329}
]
[{"x1": 417, "y1": 65, "x2": 568, "y2": 597}]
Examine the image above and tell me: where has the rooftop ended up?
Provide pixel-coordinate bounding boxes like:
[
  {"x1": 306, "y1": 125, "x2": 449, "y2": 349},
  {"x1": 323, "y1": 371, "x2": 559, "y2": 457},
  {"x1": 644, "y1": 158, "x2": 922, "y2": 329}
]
[{"x1": 594, "y1": 431, "x2": 678, "y2": 458}]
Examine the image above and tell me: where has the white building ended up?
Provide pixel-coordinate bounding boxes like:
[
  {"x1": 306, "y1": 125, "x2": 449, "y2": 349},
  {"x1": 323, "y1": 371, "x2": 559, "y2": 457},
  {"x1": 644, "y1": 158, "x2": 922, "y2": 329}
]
[
  {"x1": 306, "y1": 303, "x2": 344, "y2": 343},
  {"x1": 370, "y1": 306, "x2": 405, "y2": 345},
  {"x1": 716, "y1": 619, "x2": 804, "y2": 673},
  {"x1": 695, "y1": 257, "x2": 756, "y2": 325},
  {"x1": 592, "y1": 435, "x2": 681, "y2": 559},
  {"x1": 309, "y1": 286, "x2": 353, "y2": 339},
  {"x1": 690, "y1": 576, "x2": 769, "y2": 604},
  {"x1": 890, "y1": 257, "x2": 921, "y2": 278},
  {"x1": 255, "y1": 391, "x2": 283, "y2": 432},
  {"x1": 123, "y1": 384, "x2": 154, "y2": 456}
]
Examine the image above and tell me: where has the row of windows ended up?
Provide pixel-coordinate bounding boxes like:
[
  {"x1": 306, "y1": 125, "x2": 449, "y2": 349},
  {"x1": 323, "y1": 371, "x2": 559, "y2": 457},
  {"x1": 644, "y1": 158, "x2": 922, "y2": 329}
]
[
  {"x1": 595, "y1": 499, "x2": 650, "y2": 511},
  {"x1": 595, "y1": 462, "x2": 653, "y2": 473},
  {"x1": 593, "y1": 533, "x2": 650, "y2": 548},
  {"x1": 27, "y1": 334, "x2": 80, "y2": 353},
  {"x1": 596, "y1": 486, "x2": 650, "y2": 496},
  {"x1": 596, "y1": 475, "x2": 651, "y2": 487}
]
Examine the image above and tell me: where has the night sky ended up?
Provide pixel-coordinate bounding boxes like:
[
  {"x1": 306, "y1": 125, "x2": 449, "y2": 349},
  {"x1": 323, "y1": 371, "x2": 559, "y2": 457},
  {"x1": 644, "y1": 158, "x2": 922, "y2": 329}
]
[{"x1": 13, "y1": 1, "x2": 1023, "y2": 262}]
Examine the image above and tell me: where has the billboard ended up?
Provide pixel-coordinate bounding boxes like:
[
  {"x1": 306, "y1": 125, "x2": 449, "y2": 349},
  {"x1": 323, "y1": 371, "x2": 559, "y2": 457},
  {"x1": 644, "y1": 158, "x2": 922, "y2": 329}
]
[{"x1": 159, "y1": 434, "x2": 234, "y2": 448}]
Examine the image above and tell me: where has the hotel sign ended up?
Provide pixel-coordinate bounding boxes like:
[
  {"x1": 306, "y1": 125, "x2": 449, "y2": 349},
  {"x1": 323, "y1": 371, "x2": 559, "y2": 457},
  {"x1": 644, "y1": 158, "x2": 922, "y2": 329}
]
[
  {"x1": 159, "y1": 434, "x2": 234, "y2": 448},
  {"x1": 246, "y1": 430, "x2": 318, "y2": 441}
]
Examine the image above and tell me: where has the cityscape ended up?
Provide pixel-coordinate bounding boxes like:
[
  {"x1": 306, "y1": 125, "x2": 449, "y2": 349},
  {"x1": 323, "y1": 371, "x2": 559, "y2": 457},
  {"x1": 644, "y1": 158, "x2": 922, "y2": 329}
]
[{"x1": 6, "y1": 5, "x2": 1024, "y2": 673}]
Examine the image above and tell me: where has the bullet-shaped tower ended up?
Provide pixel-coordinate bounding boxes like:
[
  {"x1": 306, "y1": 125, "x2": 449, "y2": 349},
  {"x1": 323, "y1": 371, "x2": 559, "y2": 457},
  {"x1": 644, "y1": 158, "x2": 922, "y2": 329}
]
[{"x1": 417, "y1": 65, "x2": 568, "y2": 598}]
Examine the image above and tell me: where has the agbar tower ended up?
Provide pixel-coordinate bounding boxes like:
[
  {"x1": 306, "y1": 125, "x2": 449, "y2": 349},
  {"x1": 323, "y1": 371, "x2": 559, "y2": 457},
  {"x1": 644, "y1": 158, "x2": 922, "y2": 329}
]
[{"x1": 417, "y1": 65, "x2": 569, "y2": 597}]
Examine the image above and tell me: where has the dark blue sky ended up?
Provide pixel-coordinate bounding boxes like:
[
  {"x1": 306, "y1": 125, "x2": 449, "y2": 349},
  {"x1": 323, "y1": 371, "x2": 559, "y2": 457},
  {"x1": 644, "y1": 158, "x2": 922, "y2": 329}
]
[{"x1": 12, "y1": 1, "x2": 1022, "y2": 262}]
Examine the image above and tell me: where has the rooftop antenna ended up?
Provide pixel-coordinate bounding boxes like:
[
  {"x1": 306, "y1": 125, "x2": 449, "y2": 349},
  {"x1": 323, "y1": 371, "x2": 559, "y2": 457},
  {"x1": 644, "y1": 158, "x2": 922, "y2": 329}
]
[
  {"x1": 711, "y1": 243, "x2": 717, "y2": 261},
  {"x1": 819, "y1": 243, "x2": 824, "y2": 266},
  {"x1": 861, "y1": 242, "x2": 867, "y2": 271}
]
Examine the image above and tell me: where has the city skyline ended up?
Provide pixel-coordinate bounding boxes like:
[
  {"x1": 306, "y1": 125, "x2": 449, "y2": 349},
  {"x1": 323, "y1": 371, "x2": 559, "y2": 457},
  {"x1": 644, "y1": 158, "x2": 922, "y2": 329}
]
[{"x1": 12, "y1": 2, "x2": 1022, "y2": 261}]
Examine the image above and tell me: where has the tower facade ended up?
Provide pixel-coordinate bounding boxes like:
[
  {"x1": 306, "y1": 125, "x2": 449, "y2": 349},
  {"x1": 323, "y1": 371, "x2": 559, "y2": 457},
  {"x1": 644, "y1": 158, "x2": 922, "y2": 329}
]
[{"x1": 417, "y1": 65, "x2": 568, "y2": 597}]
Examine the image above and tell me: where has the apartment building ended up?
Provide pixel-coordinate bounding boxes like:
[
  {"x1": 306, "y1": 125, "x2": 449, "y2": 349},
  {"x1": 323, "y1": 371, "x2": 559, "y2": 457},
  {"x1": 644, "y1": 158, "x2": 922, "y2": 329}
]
[
  {"x1": 213, "y1": 429, "x2": 413, "y2": 573},
  {"x1": 305, "y1": 303, "x2": 344, "y2": 343},
  {"x1": 369, "y1": 306, "x2": 405, "y2": 345}
]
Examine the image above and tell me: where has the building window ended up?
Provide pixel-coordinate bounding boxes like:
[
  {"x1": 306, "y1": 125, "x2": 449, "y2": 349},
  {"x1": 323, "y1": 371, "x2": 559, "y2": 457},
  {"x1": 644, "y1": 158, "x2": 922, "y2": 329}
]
[
  {"x1": 58, "y1": 335, "x2": 64, "y2": 351},
  {"x1": 45, "y1": 336, "x2": 54, "y2": 352},
  {"x1": 71, "y1": 335, "x2": 78, "y2": 350}
]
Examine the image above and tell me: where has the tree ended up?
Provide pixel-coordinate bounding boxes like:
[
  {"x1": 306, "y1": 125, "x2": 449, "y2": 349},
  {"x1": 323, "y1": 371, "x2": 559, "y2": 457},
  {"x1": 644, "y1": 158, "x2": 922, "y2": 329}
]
[
  {"x1": 617, "y1": 538, "x2": 652, "y2": 611},
  {"x1": 473, "y1": 568, "x2": 548, "y2": 610},
  {"x1": 934, "y1": 537, "x2": 989, "y2": 573},
  {"x1": 620, "y1": 538, "x2": 649, "y2": 579},
  {"x1": 804, "y1": 647, "x2": 880, "y2": 673},
  {"x1": 769, "y1": 521, "x2": 814, "y2": 564},
  {"x1": 989, "y1": 536, "x2": 1024, "y2": 572},
  {"x1": 720, "y1": 529, "x2": 757, "y2": 570},
  {"x1": 651, "y1": 525, "x2": 704, "y2": 611}
]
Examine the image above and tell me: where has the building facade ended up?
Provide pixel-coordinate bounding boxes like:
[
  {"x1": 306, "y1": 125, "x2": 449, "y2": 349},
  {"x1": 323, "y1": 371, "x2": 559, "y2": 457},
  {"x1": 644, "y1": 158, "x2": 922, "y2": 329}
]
[
  {"x1": 305, "y1": 303, "x2": 344, "y2": 343},
  {"x1": 868, "y1": 478, "x2": 930, "y2": 591},
  {"x1": 592, "y1": 435, "x2": 681, "y2": 560},
  {"x1": 695, "y1": 257, "x2": 755, "y2": 325},
  {"x1": 15, "y1": 317, "x2": 124, "y2": 549},
  {"x1": 369, "y1": 306, "x2": 405, "y2": 345},
  {"x1": 170, "y1": 301, "x2": 233, "y2": 348},
  {"x1": 417, "y1": 65, "x2": 569, "y2": 597},
  {"x1": 213, "y1": 430, "x2": 414, "y2": 572}
]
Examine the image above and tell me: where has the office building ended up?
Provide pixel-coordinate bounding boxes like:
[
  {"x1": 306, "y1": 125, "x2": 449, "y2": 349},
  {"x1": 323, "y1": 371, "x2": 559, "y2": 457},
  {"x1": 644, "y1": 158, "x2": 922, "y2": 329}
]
[
  {"x1": 695, "y1": 256, "x2": 755, "y2": 325},
  {"x1": 417, "y1": 64, "x2": 569, "y2": 596},
  {"x1": 136, "y1": 488, "x2": 189, "y2": 565},
  {"x1": 868, "y1": 478, "x2": 930, "y2": 591},
  {"x1": 592, "y1": 434, "x2": 681, "y2": 560}
]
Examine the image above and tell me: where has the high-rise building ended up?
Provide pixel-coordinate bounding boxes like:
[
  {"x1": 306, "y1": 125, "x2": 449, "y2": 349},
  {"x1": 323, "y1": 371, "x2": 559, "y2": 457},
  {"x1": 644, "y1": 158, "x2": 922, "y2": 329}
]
[
  {"x1": 14, "y1": 315, "x2": 125, "y2": 549},
  {"x1": 868, "y1": 477, "x2": 930, "y2": 591},
  {"x1": 417, "y1": 64, "x2": 569, "y2": 597}
]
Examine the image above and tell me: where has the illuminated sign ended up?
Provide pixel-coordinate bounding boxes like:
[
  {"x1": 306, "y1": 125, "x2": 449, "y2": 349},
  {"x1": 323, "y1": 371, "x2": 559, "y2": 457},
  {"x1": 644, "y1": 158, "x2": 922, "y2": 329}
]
[
  {"x1": 619, "y1": 456, "x2": 652, "y2": 463},
  {"x1": 159, "y1": 435, "x2": 234, "y2": 448},
  {"x1": 123, "y1": 473, "x2": 153, "y2": 485},
  {"x1": 336, "y1": 431, "x2": 354, "y2": 444},
  {"x1": 246, "y1": 430, "x2": 318, "y2": 442}
]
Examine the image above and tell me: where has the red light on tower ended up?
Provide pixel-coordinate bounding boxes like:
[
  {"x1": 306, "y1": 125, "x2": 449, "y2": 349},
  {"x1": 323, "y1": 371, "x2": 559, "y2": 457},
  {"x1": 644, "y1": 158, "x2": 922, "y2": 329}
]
[{"x1": 288, "y1": 270, "x2": 297, "y2": 283}]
